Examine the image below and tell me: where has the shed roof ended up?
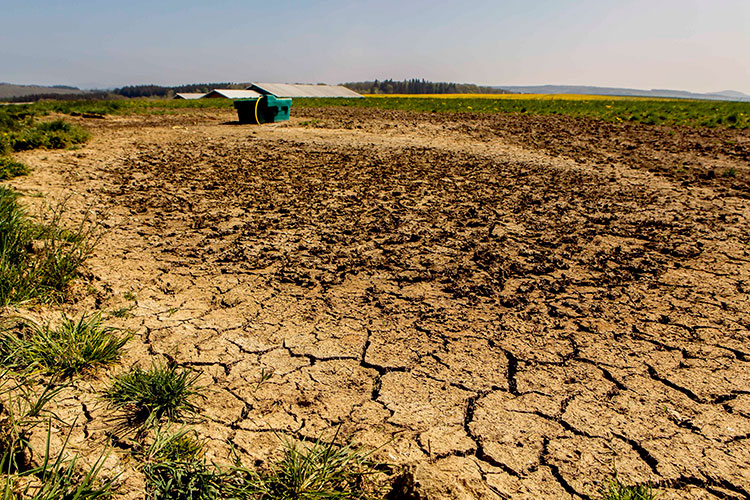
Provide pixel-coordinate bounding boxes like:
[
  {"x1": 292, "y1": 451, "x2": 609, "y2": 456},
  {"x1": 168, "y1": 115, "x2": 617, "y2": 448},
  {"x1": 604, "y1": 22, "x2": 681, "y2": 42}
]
[
  {"x1": 247, "y1": 83, "x2": 362, "y2": 98},
  {"x1": 202, "y1": 89, "x2": 263, "y2": 99},
  {"x1": 174, "y1": 93, "x2": 206, "y2": 100}
]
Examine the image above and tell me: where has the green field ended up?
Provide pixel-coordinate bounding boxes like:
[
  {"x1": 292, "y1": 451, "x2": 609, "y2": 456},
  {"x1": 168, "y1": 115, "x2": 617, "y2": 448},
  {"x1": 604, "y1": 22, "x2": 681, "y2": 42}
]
[
  {"x1": 2, "y1": 94, "x2": 749, "y2": 129},
  {"x1": 294, "y1": 96, "x2": 750, "y2": 129}
]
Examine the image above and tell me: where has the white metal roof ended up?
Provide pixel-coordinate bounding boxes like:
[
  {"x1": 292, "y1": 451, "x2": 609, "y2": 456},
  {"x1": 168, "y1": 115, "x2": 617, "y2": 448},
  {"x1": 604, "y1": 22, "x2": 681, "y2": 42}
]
[
  {"x1": 247, "y1": 83, "x2": 362, "y2": 98},
  {"x1": 174, "y1": 93, "x2": 206, "y2": 100},
  {"x1": 202, "y1": 89, "x2": 263, "y2": 99}
]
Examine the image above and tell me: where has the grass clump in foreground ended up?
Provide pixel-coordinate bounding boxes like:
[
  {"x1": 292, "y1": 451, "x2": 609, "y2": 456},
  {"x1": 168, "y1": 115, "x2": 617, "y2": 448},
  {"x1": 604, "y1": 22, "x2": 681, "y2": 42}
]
[
  {"x1": 0, "y1": 373, "x2": 63, "y2": 473},
  {"x1": 140, "y1": 426, "x2": 387, "y2": 500},
  {"x1": 0, "y1": 314, "x2": 129, "y2": 377},
  {"x1": 599, "y1": 475, "x2": 657, "y2": 500},
  {"x1": 247, "y1": 432, "x2": 386, "y2": 500},
  {"x1": 1, "y1": 358, "x2": 116, "y2": 500},
  {"x1": 103, "y1": 361, "x2": 204, "y2": 428},
  {"x1": 0, "y1": 345, "x2": 117, "y2": 499},
  {"x1": 4, "y1": 450, "x2": 115, "y2": 500},
  {"x1": 2, "y1": 374, "x2": 114, "y2": 500},
  {"x1": 143, "y1": 460, "x2": 224, "y2": 500},
  {"x1": 0, "y1": 186, "x2": 99, "y2": 306},
  {"x1": 139, "y1": 426, "x2": 206, "y2": 464}
]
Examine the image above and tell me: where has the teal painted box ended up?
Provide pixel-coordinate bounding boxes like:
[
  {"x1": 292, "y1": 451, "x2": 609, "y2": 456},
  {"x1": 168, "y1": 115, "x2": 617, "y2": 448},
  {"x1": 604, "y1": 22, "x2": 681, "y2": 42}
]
[{"x1": 234, "y1": 95, "x2": 292, "y2": 124}]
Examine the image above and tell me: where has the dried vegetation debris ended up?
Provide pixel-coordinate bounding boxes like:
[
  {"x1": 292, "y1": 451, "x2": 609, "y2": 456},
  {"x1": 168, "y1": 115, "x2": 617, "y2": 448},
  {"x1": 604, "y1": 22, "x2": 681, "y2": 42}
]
[{"x1": 8, "y1": 106, "x2": 750, "y2": 499}]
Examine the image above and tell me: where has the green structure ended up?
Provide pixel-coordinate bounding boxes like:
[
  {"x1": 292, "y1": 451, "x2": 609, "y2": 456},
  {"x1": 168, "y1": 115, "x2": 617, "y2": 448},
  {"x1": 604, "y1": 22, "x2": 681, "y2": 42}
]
[{"x1": 233, "y1": 95, "x2": 292, "y2": 124}]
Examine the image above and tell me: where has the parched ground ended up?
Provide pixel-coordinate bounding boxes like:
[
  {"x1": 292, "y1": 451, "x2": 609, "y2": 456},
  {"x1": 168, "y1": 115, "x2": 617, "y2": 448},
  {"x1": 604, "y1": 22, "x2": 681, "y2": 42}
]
[{"x1": 8, "y1": 106, "x2": 750, "y2": 499}]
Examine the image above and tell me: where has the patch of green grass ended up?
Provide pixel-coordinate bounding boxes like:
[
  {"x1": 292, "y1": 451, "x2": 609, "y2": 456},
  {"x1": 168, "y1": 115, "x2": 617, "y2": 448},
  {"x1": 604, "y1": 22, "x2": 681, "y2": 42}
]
[
  {"x1": 108, "y1": 305, "x2": 134, "y2": 319},
  {"x1": 139, "y1": 427, "x2": 387, "y2": 500},
  {"x1": 123, "y1": 291, "x2": 137, "y2": 302},
  {"x1": 6, "y1": 455, "x2": 116, "y2": 500},
  {"x1": 143, "y1": 460, "x2": 224, "y2": 500},
  {"x1": 2, "y1": 420, "x2": 116, "y2": 500},
  {"x1": 246, "y1": 430, "x2": 387, "y2": 500},
  {"x1": 0, "y1": 186, "x2": 100, "y2": 306},
  {"x1": 0, "y1": 373, "x2": 64, "y2": 474},
  {"x1": 6, "y1": 119, "x2": 88, "y2": 152},
  {"x1": 0, "y1": 314, "x2": 129, "y2": 376},
  {"x1": 722, "y1": 167, "x2": 738, "y2": 177},
  {"x1": 299, "y1": 119, "x2": 322, "y2": 127},
  {"x1": 254, "y1": 368, "x2": 273, "y2": 391},
  {"x1": 103, "y1": 361, "x2": 204, "y2": 428},
  {"x1": 1, "y1": 361, "x2": 115, "y2": 499},
  {"x1": 141, "y1": 426, "x2": 206, "y2": 463},
  {"x1": 0, "y1": 109, "x2": 89, "y2": 154},
  {"x1": 0, "y1": 158, "x2": 29, "y2": 181},
  {"x1": 599, "y1": 475, "x2": 657, "y2": 500},
  {"x1": 135, "y1": 426, "x2": 217, "y2": 500}
]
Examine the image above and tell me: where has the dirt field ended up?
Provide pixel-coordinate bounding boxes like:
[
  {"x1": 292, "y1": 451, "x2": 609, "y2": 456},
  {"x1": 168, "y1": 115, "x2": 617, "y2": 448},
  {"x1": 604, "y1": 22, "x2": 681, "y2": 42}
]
[{"x1": 9, "y1": 106, "x2": 750, "y2": 499}]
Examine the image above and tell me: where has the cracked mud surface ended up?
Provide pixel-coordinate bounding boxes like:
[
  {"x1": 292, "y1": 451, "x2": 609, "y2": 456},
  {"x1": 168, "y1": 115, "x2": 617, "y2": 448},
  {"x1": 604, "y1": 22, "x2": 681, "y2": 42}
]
[{"x1": 9, "y1": 106, "x2": 750, "y2": 499}]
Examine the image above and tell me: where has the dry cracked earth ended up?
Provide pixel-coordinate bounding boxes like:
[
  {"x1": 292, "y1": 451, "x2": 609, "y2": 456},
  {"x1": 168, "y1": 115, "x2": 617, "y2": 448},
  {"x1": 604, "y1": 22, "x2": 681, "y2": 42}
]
[{"x1": 8, "y1": 106, "x2": 750, "y2": 499}]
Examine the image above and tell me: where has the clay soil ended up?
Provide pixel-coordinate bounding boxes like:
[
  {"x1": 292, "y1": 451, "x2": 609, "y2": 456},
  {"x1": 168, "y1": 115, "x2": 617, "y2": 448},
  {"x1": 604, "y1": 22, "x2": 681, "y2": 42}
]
[{"x1": 8, "y1": 106, "x2": 750, "y2": 499}]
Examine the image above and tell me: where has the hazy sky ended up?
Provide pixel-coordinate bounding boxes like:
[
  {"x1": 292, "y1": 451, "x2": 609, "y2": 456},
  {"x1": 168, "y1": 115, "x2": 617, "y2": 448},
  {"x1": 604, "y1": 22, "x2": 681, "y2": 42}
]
[{"x1": 2, "y1": 0, "x2": 749, "y2": 93}]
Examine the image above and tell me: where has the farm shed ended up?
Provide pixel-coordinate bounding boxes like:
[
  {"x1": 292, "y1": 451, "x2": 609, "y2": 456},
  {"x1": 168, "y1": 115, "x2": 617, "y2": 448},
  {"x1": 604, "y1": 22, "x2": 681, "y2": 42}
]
[
  {"x1": 246, "y1": 83, "x2": 362, "y2": 98},
  {"x1": 202, "y1": 89, "x2": 263, "y2": 99},
  {"x1": 174, "y1": 93, "x2": 206, "y2": 99}
]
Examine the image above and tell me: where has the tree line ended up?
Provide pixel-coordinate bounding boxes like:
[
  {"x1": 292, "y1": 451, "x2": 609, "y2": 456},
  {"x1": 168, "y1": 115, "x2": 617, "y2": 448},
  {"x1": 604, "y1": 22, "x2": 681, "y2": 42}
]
[
  {"x1": 113, "y1": 83, "x2": 249, "y2": 98},
  {"x1": 3, "y1": 78, "x2": 510, "y2": 102},
  {"x1": 343, "y1": 79, "x2": 508, "y2": 94},
  {"x1": 1, "y1": 83, "x2": 251, "y2": 102}
]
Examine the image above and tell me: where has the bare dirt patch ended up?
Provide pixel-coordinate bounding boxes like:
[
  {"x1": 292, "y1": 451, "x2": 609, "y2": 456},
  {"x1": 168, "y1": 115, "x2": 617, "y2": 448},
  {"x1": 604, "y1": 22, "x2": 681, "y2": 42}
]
[{"x1": 8, "y1": 107, "x2": 750, "y2": 499}]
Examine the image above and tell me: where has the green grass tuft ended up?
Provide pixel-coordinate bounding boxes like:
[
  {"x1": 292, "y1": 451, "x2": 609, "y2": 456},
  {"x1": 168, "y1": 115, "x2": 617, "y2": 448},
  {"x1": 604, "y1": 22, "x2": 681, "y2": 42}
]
[
  {"x1": 141, "y1": 426, "x2": 206, "y2": 464},
  {"x1": 245, "y1": 429, "x2": 387, "y2": 500},
  {"x1": 1, "y1": 355, "x2": 115, "y2": 499},
  {"x1": 0, "y1": 158, "x2": 29, "y2": 181},
  {"x1": 143, "y1": 460, "x2": 224, "y2": 500},
  {"x1": 0, "y1": 186, "x2": 100, "y2": 306},
  {"x1": 0, "y1": 114, "x2": 88, "y2": 153},
  {"x1": 136, "y1": 426, "x2": 217, "y2": 500},
  {"x1": 1, "y1": 314, "x2": 130, "y2": 376},
  {"x1": 1, "y1": 372, "x2": 65, "y2": 474},
  {"x1": 108, "y1": 305, "x2": 134, "y2": 319},
  {"x1": 599, "y1": 475, "x2": 657, "y2": 500},
  {"x1": 139, "y1": 427, "x2": 387, "y2": 500},
  {"x1": 103, "y1": 361, "x2": 204, "y2": 428},
  {"x1": 2, "y1": 421, "x2": 116, "y2": 500}
]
